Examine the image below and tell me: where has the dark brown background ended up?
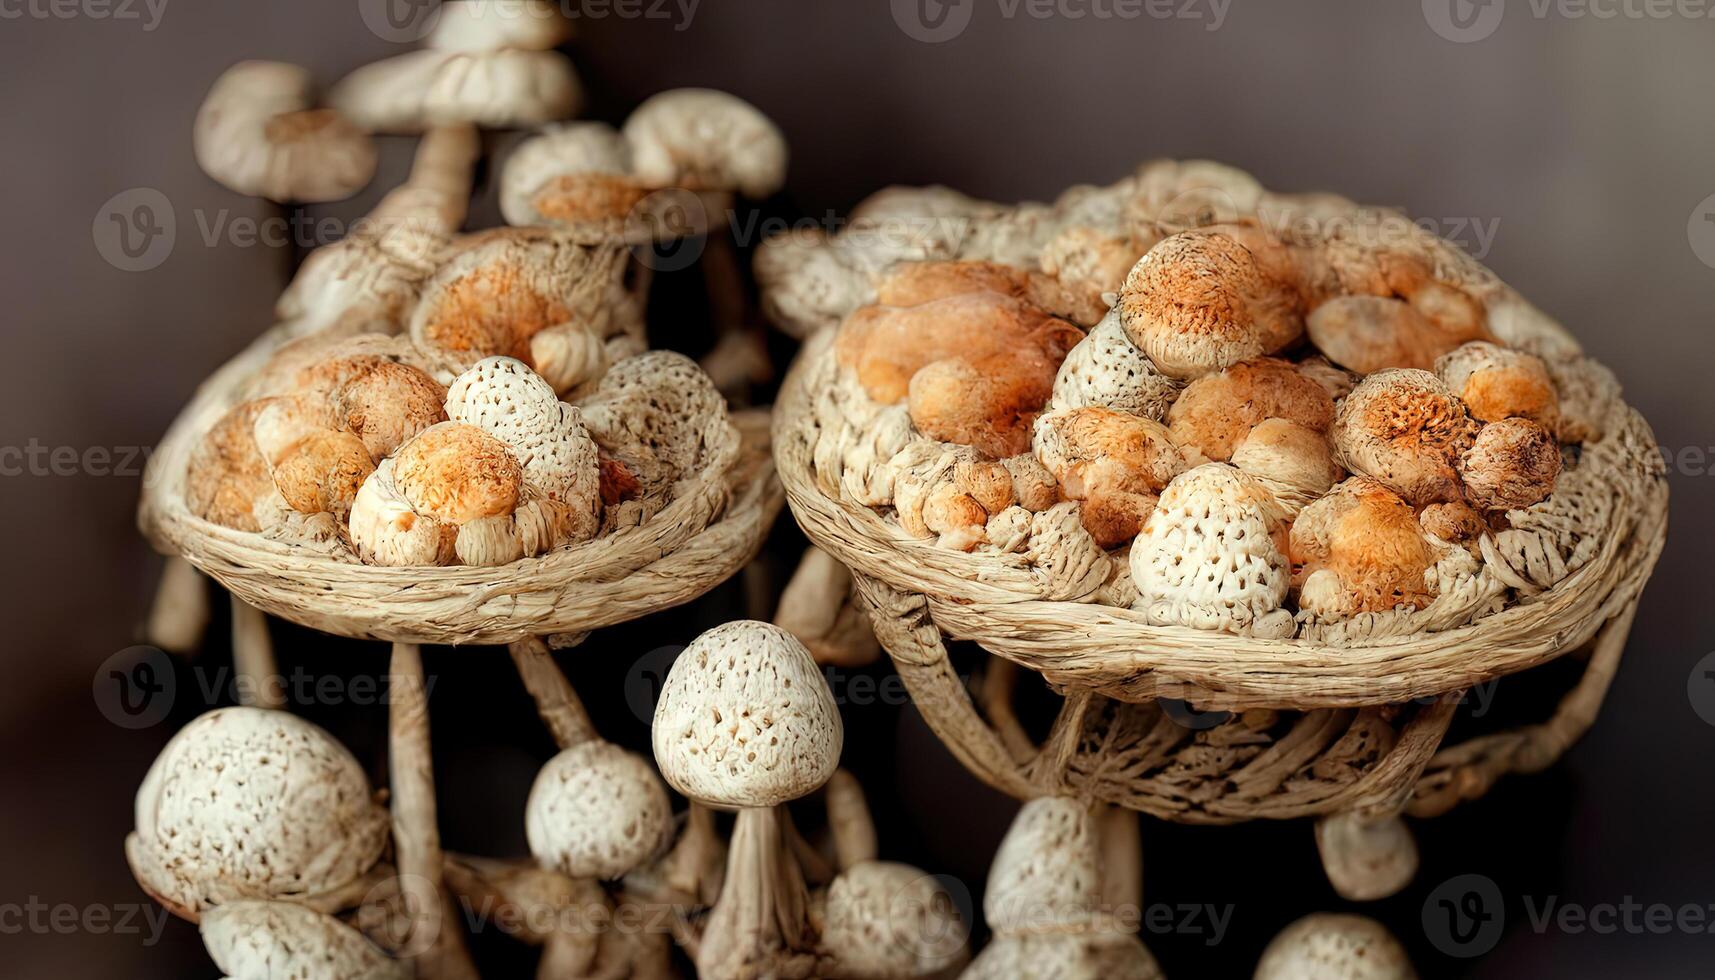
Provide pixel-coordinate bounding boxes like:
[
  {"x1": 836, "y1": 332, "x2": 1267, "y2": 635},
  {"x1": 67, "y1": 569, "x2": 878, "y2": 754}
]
[{"x1": 3, "y1": 0, "x2": 1714, "y2": 976}]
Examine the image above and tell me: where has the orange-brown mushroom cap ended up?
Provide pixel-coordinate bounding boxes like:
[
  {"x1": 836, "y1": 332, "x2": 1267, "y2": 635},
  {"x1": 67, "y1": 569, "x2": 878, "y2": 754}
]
[
  {"x1": 393, "y1": 422, "x2": 524, "y2": 524},
  {"x1": 1290, "y1": 477, "x2": 1436, "y2": 617},
  {"x1": 1330, "y1": 369, "x2": 1481, "y2": 507},
  {"x1": 1166, "y1": 358, "x2": 1335, "y2": 462},
  {"x1": 1458, "y1": 417, "x2": 1562, "y2": 511}
]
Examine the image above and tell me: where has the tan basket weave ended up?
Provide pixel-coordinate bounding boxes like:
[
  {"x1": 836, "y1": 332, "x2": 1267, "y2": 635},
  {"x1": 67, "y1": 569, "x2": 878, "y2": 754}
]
[
  {"x1": 140, "y1": 325, "x2": 784, "y2": 646},
  {"x1": 775, "y1": 327, "x2": 1667, "y2": 824}
]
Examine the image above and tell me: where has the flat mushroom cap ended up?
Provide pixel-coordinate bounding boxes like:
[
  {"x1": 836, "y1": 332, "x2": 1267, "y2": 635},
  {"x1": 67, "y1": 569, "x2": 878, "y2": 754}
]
[
  {"x1": 1290, "y1": 477, "x2": 1435, "y2": 619},
  {"x1": 984, "y1": 798, "x2": 1101, "y2": 934},
  {"x1": 392, "y1": 421, "x2": 523, "y2": 523},
  {"x1": 499, "y1": 122, "x2": 645, "y2": 229},
  {"x1": 194, "y1": 60, "x2": 377, "y2": 203},
  {"x1": 201, "y1": 901, "x2": 405, "y2": 980},
  {"x1": 1167, "y1": 357, "x2": 1336, "y2": 461},
  {"x1": 1434, "y1": 340, "x2": 1560, "y2": 428},
  {"x1": 822, "y1": 861, "x2": 970, "y2": 978},
  {"x1": 622, "y1": 88, "x2": 788, "y2": 199},
  {"x1": 425, "y1": 0, "x2": 572, "y2": 52},
  {"x1": 1118, "y1": 231, "x2": 1302, "y2": 379},
  {"x1": 331, "y1": 49, "x2": 581, "y2": 134},
  {"x1": 1458, "y1": 417, "x2": 1562, "y2": 511},
  {"x1": 651, "y1": 621, "x2": 843, "y2": 809},
  {"x1": 525, "y1": 741, "x2": 673, "y2": 881},
  {"x1": 1253, "y1": 914, "x2": 1417, "y2": 980},
  {"x1": 1329, "y1": 369, "x2": 1480, "y2": 506},
  {"x1": 128, "y1": 707, "x2": 389, "y2": 916}
]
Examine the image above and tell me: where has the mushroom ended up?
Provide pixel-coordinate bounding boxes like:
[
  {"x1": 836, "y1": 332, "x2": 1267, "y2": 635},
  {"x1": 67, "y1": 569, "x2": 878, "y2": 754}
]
[
  {"x1": 1418, "y1": 499, "x2": 1490, "y2": 553},
  {"x1": 1129, "y1": 463, "x2": 1296, "y2": 638},
  {"x1": 201, "y1": 900, "x2": 406, "y2": 980},
  {"x1": 651, "y1": 622, "x2": 843, "y2": 980},
  {"x1": 1434, "y1": 340, "x2": 1560, "y2": 429},
  {"x1": 819, "y1": 770, "x2": 970, "y2": 978},
  {"x1": 1253, "y1": 914, "x2": 1416, "y2": 980},
  {"x1": 1458, "y1": 417, "x2": 1562, "y2": 511},
  {"x1": 194, "y1": 61, "x2": 376, "y2": 203},
  {"x1": 774, "y1": 547, "x2": 881, "y2": 668},
  {"x1": 753, "y1": 224, "x2": 957, "y2": 340},
  {"x1": 1039, "y1": 227, "x2": 1144, "y2": 325},
  {"x1": 1289, "y1": 477, "x2": 1436, "y2": 619},
  {"x1": 1314, "y1": 813, "x2": 1419, "y2": 902},
  {"x1": 874, "y1": 258, "x2": 1102, "y2": 328},
  {"x1": 1230, "y1": 418, "x2": 1343, "y2": 519},
  {"x1": 126, "y1": 706, "x2": 390, "y2": 919},
  {"x1": 1305, "y1": 296, "x2": 1448, "y2": 374},
  {"x1": 1032, "y1": 407, "x2": 1184, "y2": 547},
  {"x1": 1329, "y1": 369, "x2": 1481, "y2": 507},
  {"x1": 500, "y1": 122, "x2": 648, "y2": 232},
  {"x1": 574, "y1": 349, "x2": 739, "y2": 494},
  {"x1": 962, "y1": 798, "x2": 1162, "y2": 980},
  {"x1": 621, "y1": 88, "x2": 788, "y2": 202},
  {"x1": 330, "y1": 46, "x2": 581, "y2": 134},
  {"x1": 1126, "y1": 157, "x2": 1265, "y2": 234},
  {"x1": 1117, "y1": 231, "x2": 1303, "y2": 379},
  {"x1": 1166, "y1": 357, "x2": 1336, "y2": 462},
  {"x1": 1049, "y1": 311, "x2": 1182, "y2": 421},
  {"x1": 185, "y1": 400, "x2": 275, "y2": 531},
  {"x1": 425, "y1": 0, "x2": 572, "y2": 52}
]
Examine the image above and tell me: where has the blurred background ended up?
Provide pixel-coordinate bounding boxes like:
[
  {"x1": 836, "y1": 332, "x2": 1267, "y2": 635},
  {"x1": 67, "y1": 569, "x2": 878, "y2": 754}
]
[{"x1": 3, "y1": 0, "x2": 1714, "y2": 975}]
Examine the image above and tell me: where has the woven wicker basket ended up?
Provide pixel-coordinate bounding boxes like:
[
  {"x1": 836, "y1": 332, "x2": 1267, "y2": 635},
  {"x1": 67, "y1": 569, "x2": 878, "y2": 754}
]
[
  {"x1": 775, "y1": 327, "x2": 1666, "y2": 840},
  {"x1": 140, "y1": 324, "x2": 784, "y2": 646}
]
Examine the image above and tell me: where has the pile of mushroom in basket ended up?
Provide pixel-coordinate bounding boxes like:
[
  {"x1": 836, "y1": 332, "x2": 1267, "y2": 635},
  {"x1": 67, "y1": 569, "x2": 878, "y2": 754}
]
[{"x1": 761, "y1": 157, "x2": 1668, "y2": 904}]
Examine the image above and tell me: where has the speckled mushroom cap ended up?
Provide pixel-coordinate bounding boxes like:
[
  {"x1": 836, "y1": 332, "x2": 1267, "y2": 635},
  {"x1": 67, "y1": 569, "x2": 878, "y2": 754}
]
[
  {"x1": 651, "y1": 621, "x2": 843, "y2": 808},
  {"x1": 961, "y1": 932, "x2": 1163, "y2": 980},
  {"x1": 194, "y1": 61, "x2": 376, "y2": 203},
  {"x1": 524, "y1": 741, "x2": 673, "y2": 881},
  {"x1": 621, "y1": 88, "x2": 788, "y2": 199},
  {"x1": 822, "y1": 862, "x2": 969, "y2": 979},
  {"x1": 201, "y1": 900, "x2": 405, "y2": 980},
  {"x1": 127, "y1": 707, "x2": 389, "y2": 917},
  {"x1": 983, "y1": 798, "x2": 1102, "y2": 934},
  {"x1": 1253, "y1": 914, "x2": 1416, "y2": 980}
]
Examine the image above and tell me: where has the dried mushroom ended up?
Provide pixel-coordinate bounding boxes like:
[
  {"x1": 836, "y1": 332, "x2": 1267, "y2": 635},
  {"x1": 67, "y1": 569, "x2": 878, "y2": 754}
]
[
  {"x1": 1253, "y1": 914, "x2": 1416, "y2": 980},
  {"x1": 201, "y1": 900, "x2": 405, "y2": 980},
  {"x1": 194, "y1": 61, "x2": 376, "y2": 203}
]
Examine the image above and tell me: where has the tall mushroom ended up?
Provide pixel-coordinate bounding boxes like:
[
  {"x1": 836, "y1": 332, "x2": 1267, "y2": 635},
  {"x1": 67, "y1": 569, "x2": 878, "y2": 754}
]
[
  {"x1": 194, "y1": 61, "x2": 376, "y2": 203},
  {"x1": 652, "y1": 621, "x2": 843, "y2": 980}
]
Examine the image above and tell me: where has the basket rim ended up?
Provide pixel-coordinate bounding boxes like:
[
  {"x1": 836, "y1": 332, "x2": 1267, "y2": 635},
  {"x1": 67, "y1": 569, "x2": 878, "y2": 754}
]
[
  {"x1": 774, "y1": 328, "x2": 1669, "y2": 710},
  {"x1": 139, "y1": 326, "x2": 784, "y2": 646}
]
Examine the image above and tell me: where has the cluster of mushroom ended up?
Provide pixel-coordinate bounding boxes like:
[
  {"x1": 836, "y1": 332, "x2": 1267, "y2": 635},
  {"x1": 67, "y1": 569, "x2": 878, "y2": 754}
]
[{"x1": 793, "y1": 161, "x2": 1600, "y2": 638}]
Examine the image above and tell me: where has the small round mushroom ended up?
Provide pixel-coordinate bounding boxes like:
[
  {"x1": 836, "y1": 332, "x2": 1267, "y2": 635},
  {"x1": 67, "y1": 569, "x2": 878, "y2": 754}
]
[
  {"x1": 1166, "y1": 357, "x2": 1336, "y2": 462},
  {"x1": 652, "y1": 622, "x2": 843, "y2": 980},
  {"x1": 1314, "y1": 813, "x2": 1419, "y2": 902},
  {"x1": 186, "y1": 401, "x2": 275, "y2": 531},
  {"x1": 425, "y1": 0, "x2": 571, "y2": 52},
  {"x1": 1129, "y1": 463, "x2": 1295, "y2": 638},
  {"x1": 1253, "y1": 914, "x2": 1416, "y2": 980},
  {"x1": 194, "y1": 61, "x2": 376, "y2": 203},
  {"x1": 201, "y1": 900, "x2": 405, "y2": 980},
  {"x1": 1039, "y1": 226, "x2": 1143, "y2": 323},
  {"x1": 1434, "y1": 340, "x2": 1560, "y2": 428},
  {"x1": 1049, "y1": 311, "x2": 1182, "y2": 421},
  {"x1": 1032, "y1": 407, "x2": 1184, "y2": 548},
  {"x1": 1305, "y1": 295, "x2": 1446, "y2": 374},
  {"x1": 1231, "y1": 418, "x2": 1343, "y2": 519},
  {"x1": 1329, "y1": 369, "x2": 1481, "y2": 506},
  {"x1": 1458, "y1": 417, "x2": 1562, "y2": 512},
  {"x1": 499, "y1": 122, "x2": 649, "y2": 232},
  {"x1": 330, "y1": 47, "x2": 581, "y2": 134},
  {"x1": 1289, "y1": 477, "x2": 1436, "y2": 619},
  {"x1": 393, "y1": 421, "x2": 524, "y2": 523},
  {"x1": 1117, "y1": 231, "x2": 1303, "y2": 379},
  {"x1": 622, "y1": 88, "x2": 788, "y2": 201},
  {"x1": 126, "y1": 707, "x2": 390, "y2": 919},
  {"x1": 525, "y1": 738, "x2": 673, "y2": 881}
]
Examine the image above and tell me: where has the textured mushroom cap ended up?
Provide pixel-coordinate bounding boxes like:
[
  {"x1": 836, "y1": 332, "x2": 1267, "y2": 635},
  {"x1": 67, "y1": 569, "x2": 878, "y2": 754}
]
[
  {"x1": 1118, "y1": 231, "x2": 1302, "y2": 379},
  {"x1": 1128, "y1": 157, "x2": 1265, "y2": 232},
  {"x1": 908, "y1": 348, "x2": 1063, "y2": 460},
  {"x1": 393, "y1": 421, "x2": 523, "y2": 523},
  {"x1": 1040, "y1": 226, "x2": 1140, "y2": 306},
  {"x1": 426, "y1": 0, "x2": 572, "y2": 52},
  {"x1": 1458, "y1": 417, "x2": 1562, "y2": 511},
  {"x1": 444, "y1": 357, "x2": 601, "y2": 511},
  {"x1": 348, "y1": 460, "x2": 458, "y2": 566},
  {"x1": 410, "y1": 231, "x2": 610, "y2": 366},
  {"x1": 822, "y1": 862, "x2": 969, "y2": 978},
  {"x1": 194, "y1": 61, "x2": 376, "y2": 203},
  {"x1": 985, "y1": 798, "x2": 1100, "y2": 934},
  {"x1": 1129, "y1": 463, "x2": 1295, "y2": 638},
  {"x1": 1033, "y1": 407, "x2": 1183, "y2": 546},
  {"x1": 130, "y1": 707, "x2": 389, "y2": 915},
  {"x1": 753, "y1": 229, "x2": 877, "y2": 337},
  {"x1": 1050, "y1": 311, "x2": 1181, "y2": 420},
  {"x1": 500, "y1": 122, "x2": 643, "y2": 228},
  {"x1": 1254, "y1": 914, "x2": 1416, "y2": 980},
  {"x1": 622, "y1": 88, "x2": 788, "y2": 198},
  {"x1": 186, "y1": 401, "x2": 274, "y2": 531},
  {"x1": 1232, "y1": 419, "x2": 1342, "y2": 499},
  {"x1": 576, "y1": 350, "x2": 736, "y2": 488},
  {"x1": 651, "y1": 621, "x2": 843, "y2": 808},
  {"x1": 1330, "y1": 369, "x2": 1480, "y2": 506},
  {"x1": 332, "y1": 49, "x2": 581, "y2": 133},
  {"x1": 201, "y1": 901, "x2": 404, "y2": 980},
  {"x1": 525, "y1": 741, "x2": 673, "y2": 880},
  {"x1": 1166, "y1": 357, "x2": 1336, "y2": 461},
  {"x1": 1290, "y1": 477, "x2": 1435, "y2": 618},
  {"x1": 329, "y1": 360, "x2": 449, "y2": 460},
  {"x1": 962, "y1": 932, "x2": 1163, "y2": 980},
  {"x1": 1434, "y1": 341, "x2": 1559, "y2": 428},
  {"x1": 270, "y1": 429, "x2": 375, "y2": 515},
  {"x1": 1305, "y1": 295, "x2": 1451, "y2": 374},
  {"x1": 1419, "y1": 499, "x2": 1489, "y2": 550}
]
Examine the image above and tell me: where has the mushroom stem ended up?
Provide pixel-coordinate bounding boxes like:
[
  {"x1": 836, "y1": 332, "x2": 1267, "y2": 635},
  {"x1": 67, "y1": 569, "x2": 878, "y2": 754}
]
[
  {"x1": 698, "y1": 806, "x2": 819, "y2": 980},
  {"x1": 441, "y1": 854, "x2": 600, "y2": 978},
  {"x1": 696, "y1": 191, "x2": 773, "y2": 401},
  {"x1": 507, "y1": 636, "x2": 598, "y2": 749},
  {"x1": 980, "y1": 658, "x2": 1039, "y2": 765},
  {"x1": 146, "y1": 556, "x2": 209, "y2": 655},
  {"x1": 229, "y1": 597, "x2": 284, "y2": 709},
  {"x1": 370, "y1": 124, "x2": 480, "y2": 235},
  {"x1": 773, "y1": 547, "x2": 880, "y2": 669},
  {"x1": 658, "y1": 803, "x2": 725, "y2": 907},
  {"x1": 388, "y1": 642, "x2": 479, "y2": 980},
  {"x1": 823, "y1": 770, "x2": 878, "y2": 871},
  {"x1": 1097, "y1": 805, "x2": 1143, "y2": 911}
]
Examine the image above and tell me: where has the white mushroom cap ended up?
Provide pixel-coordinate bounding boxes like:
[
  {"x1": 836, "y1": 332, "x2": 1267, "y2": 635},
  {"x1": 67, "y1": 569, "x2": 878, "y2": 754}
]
[
  {"x1": 525, "y1": 741, "x2": 673, "y2": 881},
  {"x1": 651, "y1": 621, "x2": 843, "y2": 809},
  {"x1": 331, "y1": 49, "x2": 581, "y2": 134},
  {"x1": 1254, "y1": 914, "x2": 1416, "y2": 980},
  {"x1": 128, "y1": 707, "x2": 389, "y2": 916},
  {"x1": 822, "y1": 862, "x2": 969, "y2": 979},
  {"x1": 348, "y1": 458, "x2": 457, "y2": 566},
  {"x1": 499, "y1": 122, "x2": 635, "y2": 227},
  {"x1": 1049, "y1": 311, "x2": 1181, "y2": 420},
  {"x1": 984, "y1": 798, "x2": 1101, "y2": 934},
  {"x1": 622, "y1": 88, "x2": 788, "y2": 198},
  {"x1": 444, "y1": 356, "x2": 600, "y2": 510},
  {"x1": 194, "y1": 61, "x2": 376, "y2": 203},
  {"x1": 425, "y1": 0, "x2": 571, "y2": 52},
  {"x1": 962, "y1": 932, "x2": 1163, "y2": 980},
  {"x1": 576, "y1": 350, "x2": 737, "y2": 490},
  {"x1": 201, "y1": 900, "x2": 405, "y2": 980}
]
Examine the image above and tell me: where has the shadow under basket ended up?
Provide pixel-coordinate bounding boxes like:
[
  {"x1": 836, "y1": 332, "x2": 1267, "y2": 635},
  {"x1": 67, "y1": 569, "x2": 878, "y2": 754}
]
[{"x1": 774, "y1": 327, "x2": 1668, "y2": 900}]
